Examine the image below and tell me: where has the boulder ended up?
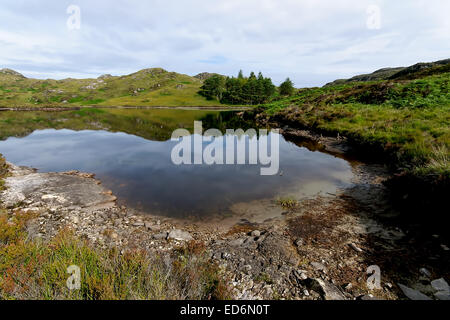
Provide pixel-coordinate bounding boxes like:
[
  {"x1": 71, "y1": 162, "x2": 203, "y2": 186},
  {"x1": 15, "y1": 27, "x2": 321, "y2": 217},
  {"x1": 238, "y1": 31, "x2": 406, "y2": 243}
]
[
  {"x1": 398, "y1": 284, "x2": 432, "y2": 300},
  {"x1": 431, "y1": 278, "x2": 449, "y2": 292}
]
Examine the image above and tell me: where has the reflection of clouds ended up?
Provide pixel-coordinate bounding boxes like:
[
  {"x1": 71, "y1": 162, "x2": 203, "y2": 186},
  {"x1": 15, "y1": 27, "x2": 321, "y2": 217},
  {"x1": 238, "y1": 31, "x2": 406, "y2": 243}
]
[{"x1": 0, "y1": 129, "x2": 353, "y2": 217}]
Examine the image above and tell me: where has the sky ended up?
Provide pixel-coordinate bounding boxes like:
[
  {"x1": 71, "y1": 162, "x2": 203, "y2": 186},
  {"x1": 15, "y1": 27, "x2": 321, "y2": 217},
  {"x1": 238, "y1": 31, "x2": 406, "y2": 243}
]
[{"x1": 0, "y1": 0, "x2": 449, "y2": 87}]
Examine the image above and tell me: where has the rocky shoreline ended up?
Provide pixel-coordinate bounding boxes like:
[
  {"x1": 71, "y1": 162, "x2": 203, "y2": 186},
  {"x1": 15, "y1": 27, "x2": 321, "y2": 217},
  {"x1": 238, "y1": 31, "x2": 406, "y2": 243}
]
[{"x1": 1, "y1": 131, "x2": 449, "y2": 300}]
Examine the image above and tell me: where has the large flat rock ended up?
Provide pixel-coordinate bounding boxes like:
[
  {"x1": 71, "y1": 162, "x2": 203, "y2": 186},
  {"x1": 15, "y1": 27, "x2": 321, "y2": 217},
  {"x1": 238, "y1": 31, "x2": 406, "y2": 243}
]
[{"x1": 1, "y1": 163, "x2": 116, "y2": 210}]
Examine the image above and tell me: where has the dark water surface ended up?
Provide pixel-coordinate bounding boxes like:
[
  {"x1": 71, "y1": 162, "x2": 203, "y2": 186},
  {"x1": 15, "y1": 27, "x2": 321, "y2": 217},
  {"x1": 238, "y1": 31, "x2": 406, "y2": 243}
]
[{"x1": 0, "y1": 109, "x2": 354, "y2": 218}]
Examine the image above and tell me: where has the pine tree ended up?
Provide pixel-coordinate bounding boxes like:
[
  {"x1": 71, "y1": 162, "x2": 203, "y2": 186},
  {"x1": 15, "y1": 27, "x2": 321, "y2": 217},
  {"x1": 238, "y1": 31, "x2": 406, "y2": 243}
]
[
  {"x1": 279, "y1": 78, "x2": 295, "y2": 96},
  {"x1": 199, "y1": 75, "x2": 225, "y2": 101}
]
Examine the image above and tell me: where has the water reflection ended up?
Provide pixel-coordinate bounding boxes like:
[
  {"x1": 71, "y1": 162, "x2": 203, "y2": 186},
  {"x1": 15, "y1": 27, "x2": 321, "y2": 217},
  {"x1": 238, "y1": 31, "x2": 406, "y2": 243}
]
[{"x1": 0, "y1": 125, "x2": 354, "y2": 218}]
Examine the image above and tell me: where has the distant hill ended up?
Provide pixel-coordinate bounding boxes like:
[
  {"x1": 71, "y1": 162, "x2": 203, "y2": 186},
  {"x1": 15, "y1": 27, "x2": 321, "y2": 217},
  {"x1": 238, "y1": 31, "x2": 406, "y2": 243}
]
[
  {"x1": 325, "y1": 58, "x2": 450, "y2": 86},
  {"x1": 0, "y1": 68, "x2": 25, "y2": 79},
  {"x1": 0, "y1": 68, "x2": 225, "y2": 108}
]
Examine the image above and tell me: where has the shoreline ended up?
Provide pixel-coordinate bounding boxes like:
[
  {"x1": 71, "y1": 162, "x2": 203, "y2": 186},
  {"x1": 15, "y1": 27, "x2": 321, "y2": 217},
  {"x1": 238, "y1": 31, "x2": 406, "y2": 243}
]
[
  {"x1": 0, "y1": 105, "x2": 253, "y2": 112},
  {"x1": 2, "y1": 127, "x2": 448, "y2": 299}
]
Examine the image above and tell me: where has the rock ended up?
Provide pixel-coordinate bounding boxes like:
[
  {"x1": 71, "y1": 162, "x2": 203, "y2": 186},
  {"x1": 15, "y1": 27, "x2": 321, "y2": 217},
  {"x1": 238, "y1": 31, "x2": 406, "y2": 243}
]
[
  {"x1": 133, "y1": 222, "x2": 145, "y2": 227},
  {"x1": 144, "y1": 222, "x2": 153, "y2": 230},
  {"x1": 348, "y1": 242, "x2": 363, "y2": 253},
  {"x1": 251, "y1": 230, "x2": 261, "y2": 237},
  {"x1": 167, "y1": 229, "x2": 193, "y2": 241},
  {"x1": 293, "y1": 270, "x2": 308, "y2": 281},
  {"x1": 344, "y1": 283, "x2": 353, "y2": 291},
  {"x1": 295, "y1": 239, "x2": 303, "y2": 247},
  {"x1": 303, "y1": 278, "x2": 346, "y2": 300},
  {"x1": 42, "y1": 194, "x2": 67, "y2": 204},
  {"x1": 221, "y1": 252, "x2": 231, "y2": 260},
  {"x1": 398, "y1": 284, "x2": 432, "y2": 300},
  {"x1": 229, "y1": 238, "x2": 245, "y2": 246},
  {"x1": 311, "y1": 262, "x2": 327, "y2": 272},
  {"x1": 153, "y1": 232, "x2": 168, "y2": 240},
  {"x1": 434, "y1": 291, "x2": 450, "y2": 300},
  {"x1": 431, "y1": 278, "x2": 449, "y2": 292},
  {"x1": 419, "y1": 268, "x2": 431, "y2": 278},
  {"x1": 440, "y1": 244, "x2": 450, "y2": 251},
  {"x1": 255, "y1": 235, "x2": 266, "y2": 243},
  {"x1": 357, "y1": 295, "x2": 378, "y2": 300}
]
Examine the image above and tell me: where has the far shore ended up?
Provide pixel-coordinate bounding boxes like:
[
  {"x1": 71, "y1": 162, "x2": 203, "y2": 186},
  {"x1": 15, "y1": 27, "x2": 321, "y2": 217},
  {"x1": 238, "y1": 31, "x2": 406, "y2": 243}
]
[{"x1": 0, "y1": 105, "x2": 253, "y2": 112}]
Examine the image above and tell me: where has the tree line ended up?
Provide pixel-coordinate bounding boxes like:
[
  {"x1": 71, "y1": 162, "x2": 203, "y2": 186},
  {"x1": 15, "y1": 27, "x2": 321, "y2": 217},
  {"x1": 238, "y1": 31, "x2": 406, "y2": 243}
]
[{"x1": 199, "y1": 70, "x2": 295, "y2": 105}]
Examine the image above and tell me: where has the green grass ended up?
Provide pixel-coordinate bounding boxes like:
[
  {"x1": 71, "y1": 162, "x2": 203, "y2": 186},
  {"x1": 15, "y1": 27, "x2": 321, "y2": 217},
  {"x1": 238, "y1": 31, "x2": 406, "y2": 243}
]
[
  {"x1": 262, "y1": 72, "x2": 450, "y2": 178},
  {"x1": 0, "y1": 68, "x2": 230, "y2": 108},
  {"x1": 0, "y1": 209, "x2": 230, "y2": 300},
  {"x1": 0, "y1": 155, "x2": 8, "y2": 191}
]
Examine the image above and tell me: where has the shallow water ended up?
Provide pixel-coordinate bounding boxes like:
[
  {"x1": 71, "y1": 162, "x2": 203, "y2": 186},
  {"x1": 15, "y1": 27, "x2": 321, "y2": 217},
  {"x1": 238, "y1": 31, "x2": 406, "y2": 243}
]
[{"x1": 0, "y1": 109, "x2": 354, "y2": 218}]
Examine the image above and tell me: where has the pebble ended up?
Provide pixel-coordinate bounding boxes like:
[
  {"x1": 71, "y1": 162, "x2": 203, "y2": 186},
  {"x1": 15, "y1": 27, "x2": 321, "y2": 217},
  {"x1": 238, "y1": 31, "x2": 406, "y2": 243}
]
[
  {"x1": 348, "y1": 242, "x2": 363, "y2": 253},
  {"x1": 251, "y1": 230, "x2": 261, "y2": 237},
  {"x1": 153, "y1": 232, "x2": 168, "y2": 240},
  {"x1": 419, "y1": 268, "x2": 431, "y2": 278},
  {"x1": 311, "y1": 262, "x2": 327, "y2": 272}
]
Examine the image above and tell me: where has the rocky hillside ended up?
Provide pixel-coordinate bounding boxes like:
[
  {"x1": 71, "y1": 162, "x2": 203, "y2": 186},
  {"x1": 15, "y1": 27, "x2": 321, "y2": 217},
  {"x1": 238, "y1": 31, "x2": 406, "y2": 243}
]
[
  {"x1": 325, "y1": 58, "x2": 450, "y2": 86},
  {"x1": 0, "y1": 68, "x2": 224, "y2": 108}
]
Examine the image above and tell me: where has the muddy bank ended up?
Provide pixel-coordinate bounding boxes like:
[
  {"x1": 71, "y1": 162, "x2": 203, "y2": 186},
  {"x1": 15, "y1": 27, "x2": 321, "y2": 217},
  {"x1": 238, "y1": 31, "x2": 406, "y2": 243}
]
[{"x1": 1, "y1": 160, "x2": 449, "y2": 300}]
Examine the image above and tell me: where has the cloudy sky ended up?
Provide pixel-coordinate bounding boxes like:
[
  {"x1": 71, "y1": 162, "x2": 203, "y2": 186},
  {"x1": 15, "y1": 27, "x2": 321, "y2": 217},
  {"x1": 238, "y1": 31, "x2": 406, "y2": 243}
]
[{"x1": 1, "y1": 0, "x2": 449, "y2": 86}]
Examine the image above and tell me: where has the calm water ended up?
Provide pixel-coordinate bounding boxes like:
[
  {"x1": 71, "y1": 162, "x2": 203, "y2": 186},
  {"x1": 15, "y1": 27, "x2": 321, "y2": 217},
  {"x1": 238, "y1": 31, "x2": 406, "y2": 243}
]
[{"x1": 0, "y1": 109, "x2": 354, "y2": 218}]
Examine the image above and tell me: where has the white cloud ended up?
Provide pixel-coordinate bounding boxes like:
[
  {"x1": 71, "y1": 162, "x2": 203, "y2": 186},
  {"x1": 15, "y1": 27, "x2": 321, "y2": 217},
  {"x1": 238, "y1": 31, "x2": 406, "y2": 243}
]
[{"x1": 0, "y1": 0, "x2": 448, "y2": 86}]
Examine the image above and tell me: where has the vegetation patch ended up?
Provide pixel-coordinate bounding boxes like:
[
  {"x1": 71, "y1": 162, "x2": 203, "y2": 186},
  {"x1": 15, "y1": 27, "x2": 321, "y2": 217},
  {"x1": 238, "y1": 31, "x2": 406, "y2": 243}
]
[
  {"x1": 262, "y1": 71, "x2": 450, "y2": 179},
  {"x1": 0, "y1": 210, "x2": 231, "y2": 300}
]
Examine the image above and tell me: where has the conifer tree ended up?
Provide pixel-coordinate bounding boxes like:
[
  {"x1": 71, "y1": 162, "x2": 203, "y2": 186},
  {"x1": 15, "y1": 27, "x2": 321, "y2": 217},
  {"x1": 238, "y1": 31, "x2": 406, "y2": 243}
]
[{"x1": 279, "y1": 78, "x2": 295, "y2": 96}]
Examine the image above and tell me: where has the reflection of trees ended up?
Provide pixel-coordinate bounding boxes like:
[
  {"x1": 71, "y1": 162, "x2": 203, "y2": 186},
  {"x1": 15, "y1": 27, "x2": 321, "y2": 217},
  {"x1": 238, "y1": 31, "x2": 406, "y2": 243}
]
[
  {"x1": 0, "y1": 109, "x2": 263, "y2": 142},
  {"x1": 200, "y1": 111, "x2": 259, "y2": 135}
]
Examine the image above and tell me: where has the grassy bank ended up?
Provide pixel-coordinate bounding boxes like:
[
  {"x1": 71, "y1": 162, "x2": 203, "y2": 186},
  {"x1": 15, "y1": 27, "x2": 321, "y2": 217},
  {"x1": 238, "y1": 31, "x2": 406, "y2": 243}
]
[{"x1": 261, "y1": 72, "x2": 450, "y2": 178}]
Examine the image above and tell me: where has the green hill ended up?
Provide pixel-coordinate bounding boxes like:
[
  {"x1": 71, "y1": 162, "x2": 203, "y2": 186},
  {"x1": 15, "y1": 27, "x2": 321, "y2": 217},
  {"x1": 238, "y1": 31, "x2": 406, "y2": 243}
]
[
  {"x1": 325, "y1": 58, "x2": 450, "y2": 86},
  {"x1": 0, "y1": 68, "x2": 227, "y2": 108},
  {"x1": 262, "y1": 59, "x2": 450, "y2": 179}
]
